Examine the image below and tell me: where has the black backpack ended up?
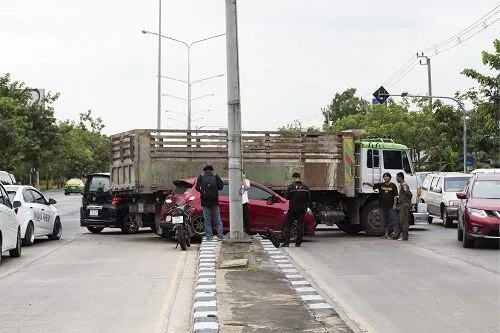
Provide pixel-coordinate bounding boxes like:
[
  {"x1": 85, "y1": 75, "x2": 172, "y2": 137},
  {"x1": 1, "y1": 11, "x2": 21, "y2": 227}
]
[{"x1": 200, "y1": 174, "x2": 219, "y2": 201}]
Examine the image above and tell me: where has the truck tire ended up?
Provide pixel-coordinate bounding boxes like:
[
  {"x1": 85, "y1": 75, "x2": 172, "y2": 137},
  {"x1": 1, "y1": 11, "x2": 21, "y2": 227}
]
[
  {"x1": 361, "y1": 200, "x2": 385, "y2": 237},
  {"x1": 121, "y1": 213, "x2": 140, "y2": 234},
  {"x1": 337, "y1": 223, "x2": 363, "y2": 234}
]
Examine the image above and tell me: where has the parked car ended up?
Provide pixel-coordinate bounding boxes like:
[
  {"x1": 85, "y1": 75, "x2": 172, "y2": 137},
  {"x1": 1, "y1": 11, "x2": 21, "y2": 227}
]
[
  {"x1": 65, "y1": 178, "x2": 85, "y2": 195},
  {"x1": 0, "y1": 183, "x2": 22, "y2": 263},
  {"x1": 0, "y1": 171, "x2": 15, "y2": 185},
  {"x1": 80, "y1": 173, "x2": 131, "y2": 234},
  {"x1": 159, "y1": 178, "x2": 316, "y2": 239},
  {"x1": 470, "y1": 168, "x2": 500, "y2": 174},
  {"x1": 456, "y1": 173, "x2": 500, "y2": 248},
  {"x1": 421, "y1": 172, "x2": 471, "y2": 227},
  {"x1": 5, "y1": 185, "x2": 62, "y2": 245}
]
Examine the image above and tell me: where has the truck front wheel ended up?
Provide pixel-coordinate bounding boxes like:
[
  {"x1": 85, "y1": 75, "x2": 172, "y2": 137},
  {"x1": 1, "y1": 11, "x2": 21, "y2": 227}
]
[{"x1": 361, "y1": 200, "x2": 385, "y2": 237}]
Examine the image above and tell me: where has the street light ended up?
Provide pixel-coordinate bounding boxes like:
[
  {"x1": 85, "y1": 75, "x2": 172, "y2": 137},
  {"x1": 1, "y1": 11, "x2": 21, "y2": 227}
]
[
  {"x1": 399, "y1": 92, "x2": 467, "y2": 171},
  {"x1": 142, "y1": 29, "x2": 225, "y2": 130},
  {"x1": 162, "y1": 93, "x2": 214, "y2": 102}
]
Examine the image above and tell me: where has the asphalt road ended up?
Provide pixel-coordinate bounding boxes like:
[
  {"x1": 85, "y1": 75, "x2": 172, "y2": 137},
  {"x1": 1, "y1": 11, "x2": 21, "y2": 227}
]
[
  {"x1": 0, "y1": 191, "x2": 197, "y2": 333},
  {"x1": 285, "y1": 222, "x2": 500, "y2": 333}
]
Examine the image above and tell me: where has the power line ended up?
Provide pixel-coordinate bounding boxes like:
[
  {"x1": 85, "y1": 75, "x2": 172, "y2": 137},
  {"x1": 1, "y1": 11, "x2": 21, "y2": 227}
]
[
  {"x1": 382, "y1": 55, "x2": 418, "y2": 86},
  {"x1": 422, "y1": 5, "x2": 500, "y2": 53},
  {"x1": 429, "y1": 16, "x2": 500, "y2": 58},
  {"x1": 387, "y1": 62, "x2": 419, "y2": 89}
]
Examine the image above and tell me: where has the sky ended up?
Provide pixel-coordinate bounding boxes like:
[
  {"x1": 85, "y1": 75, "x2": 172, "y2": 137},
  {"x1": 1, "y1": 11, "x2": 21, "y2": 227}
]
[{"x1": 1, "y1": 1, "x2": 498, "y2": 135}]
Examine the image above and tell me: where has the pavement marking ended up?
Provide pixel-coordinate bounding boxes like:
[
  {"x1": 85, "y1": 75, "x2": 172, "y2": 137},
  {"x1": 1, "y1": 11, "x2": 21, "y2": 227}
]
[
  {"x1": 193, "y1": 239, "x2": 220, "y2": 333},
  {"x1": 254, "y1": 235, "x2": 339, "y2": 317},
  {"x1": 154, "y1": 249, "x2": 187, "y2": 333}
]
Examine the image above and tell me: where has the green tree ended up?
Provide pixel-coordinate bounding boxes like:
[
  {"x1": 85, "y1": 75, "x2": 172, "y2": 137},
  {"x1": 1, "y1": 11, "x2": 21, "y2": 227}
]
[
  {"x1": 460, "y1": 39, "x2": 500, "y2": 164},
  {"x1": 322, "y1": 88, "x2": 370, "y2": 127}
]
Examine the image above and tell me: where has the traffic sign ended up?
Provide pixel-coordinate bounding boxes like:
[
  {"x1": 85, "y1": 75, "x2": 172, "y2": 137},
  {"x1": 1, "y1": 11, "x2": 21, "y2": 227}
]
[
  {"x1": 372, "y1": 98, "x2": 387, "y2": 105},
  {"x1": 466, "y1": 154, "x2": 474, "y2": 168},
  {"x1": 373, "y1": 86, "x2": 389, "y2": 105}
]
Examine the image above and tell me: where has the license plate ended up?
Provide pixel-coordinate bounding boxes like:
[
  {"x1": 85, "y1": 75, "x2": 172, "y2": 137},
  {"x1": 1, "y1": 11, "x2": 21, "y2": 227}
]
[
  {"x1": 89, "y1": 209, "x2": 99, "y2": 216},
  {"x1": 172, "y1": 216, "x2": 183, "y2": 224}
]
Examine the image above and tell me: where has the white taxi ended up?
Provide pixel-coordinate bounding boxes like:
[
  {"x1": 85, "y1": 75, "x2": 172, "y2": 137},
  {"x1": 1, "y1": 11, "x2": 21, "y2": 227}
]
[
  {"x1": 0, "y1": 183, "x2": 22, "y2": 263},
  {"x1": 5, "y1": 185, "x2": 62, "y2": 246}
]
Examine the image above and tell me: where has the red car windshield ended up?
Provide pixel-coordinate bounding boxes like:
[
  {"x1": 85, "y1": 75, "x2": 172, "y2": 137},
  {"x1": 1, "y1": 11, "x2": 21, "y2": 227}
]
[{"x1": 471, "y1": 180, "x2": 500, "y2": 199}]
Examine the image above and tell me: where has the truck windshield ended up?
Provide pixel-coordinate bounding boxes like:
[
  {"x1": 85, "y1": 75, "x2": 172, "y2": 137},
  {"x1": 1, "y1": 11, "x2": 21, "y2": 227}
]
[
  {"x1": 383, "y1": 150, "x2": 412, "y2": 174},
  {"x1": 444, "y1": 177, "x2": 469, "y2": 192}
]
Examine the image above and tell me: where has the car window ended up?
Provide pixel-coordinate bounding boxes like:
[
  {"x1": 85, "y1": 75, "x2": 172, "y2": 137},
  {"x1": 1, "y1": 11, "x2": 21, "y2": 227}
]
[
  {"x1": 219, "y1": 183, "x2": 230, "y2": 196},
  {"x1": 367, "y1": 149, "x2": 380, "y2": 168},
  {"x1": 430, "y1": 177, "x2": 439, "y2": 189},
  {"x1": 383, "y1": 150, "x2": 403, "y2": 170},
  {"x1": 471, "y1": 180, "x2": 500, "y2": 199},
  {"x1": 0, "y1": 185, "x2": 12, "y2": 208},
  {"x1": 437, "y1": 177, "x2": 444, "y2": 189},
  {"x1": 30, "y1": 189, "x2": 46, "y2": 204},
  {"x1": 7, "y1": 191, "x2": 16, "y2": 203},
  {"x1": 86, "y1": 176, "x2": 110, "y2": 192},
  {"x1": 172, "y1": 183, "x2": 192, "y2": 195},
  {"x1": 248, "y1": 186, "x2": 273, "y2": 201},
  {"x1": 23, "y1": 189, "x2": 35, "y2": 203},
  {"x1": 422, "y1": 175, "x2": 432, "y2": 190},
  {"x1": 444, "y1": 177, "x2": 469, "y2": 192}
]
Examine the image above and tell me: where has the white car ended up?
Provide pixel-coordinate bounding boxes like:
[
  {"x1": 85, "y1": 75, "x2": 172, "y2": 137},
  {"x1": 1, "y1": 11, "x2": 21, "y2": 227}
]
[
  {"x1": 421, "y1": 172, "x2": 471, "y2": 227},
  {"x1": 0, "y1": 183, "x2": 22, "y2": 263},
  {"x1": 4, "y1": 185, "x2": 62, "y2": 246}
]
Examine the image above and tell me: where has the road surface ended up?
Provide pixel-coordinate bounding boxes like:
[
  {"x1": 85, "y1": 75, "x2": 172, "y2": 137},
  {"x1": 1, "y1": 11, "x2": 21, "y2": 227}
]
[
  {"x1": 0, "y1": 191, "x2": 196, "y2": 333},
  {"x1": 285, "y1": 222, "x2": 500, "y2": 333}
]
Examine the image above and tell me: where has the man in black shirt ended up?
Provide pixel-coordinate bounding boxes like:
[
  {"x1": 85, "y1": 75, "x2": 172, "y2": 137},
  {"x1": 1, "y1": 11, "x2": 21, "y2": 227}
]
[
  {"x1": 364, "y1": 172, "x2": 398, "y2": 239},
  {"x1": 283, "y1": 172, "x2": 311, "y2": 247}
]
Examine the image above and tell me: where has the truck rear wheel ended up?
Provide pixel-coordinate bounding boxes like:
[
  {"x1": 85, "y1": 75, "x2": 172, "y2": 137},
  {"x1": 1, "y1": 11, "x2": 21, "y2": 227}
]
[
  {"x1": 337, "y1": 223, "x2": 363, "y2": 234},
  {"x1": 361, "y1": 200, "x2": 385, "y2": 237},
  {"x1": 121, "y1": 213, "x2": 140, "y2": 234}
]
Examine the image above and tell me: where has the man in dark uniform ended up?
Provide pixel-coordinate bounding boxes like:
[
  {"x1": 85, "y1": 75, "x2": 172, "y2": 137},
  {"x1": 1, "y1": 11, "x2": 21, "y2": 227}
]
[
  {"x1": 392, "y1": 172, "x2": 412, "y2": 241},
  {"x1": 283, "y1": 172, "x2": 311, "y2": 247},
  {"x1": 364, "y1": 172, "x2": 398, "y2": 239}
]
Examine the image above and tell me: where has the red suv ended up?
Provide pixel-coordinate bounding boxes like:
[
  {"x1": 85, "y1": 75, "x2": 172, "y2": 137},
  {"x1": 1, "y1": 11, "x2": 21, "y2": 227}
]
[
  {"x1": 456, "y1": 173, "x2": 500, "y2": 248},
  {"x1": 159, "y1": 178, "x2": 315, "y2": 238}
]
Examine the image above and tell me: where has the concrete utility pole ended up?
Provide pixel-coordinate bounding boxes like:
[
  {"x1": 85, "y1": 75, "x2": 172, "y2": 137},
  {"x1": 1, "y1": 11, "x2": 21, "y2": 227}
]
[
  {"x1": 225, "y1": 0, "x2": 244, "y2": 239},
  {"x1": 156, "y1": 0, "x2": 162, "y2": 130},
  {"x1": 417, "y1": 53, "x2": 432, "y2": 110}
]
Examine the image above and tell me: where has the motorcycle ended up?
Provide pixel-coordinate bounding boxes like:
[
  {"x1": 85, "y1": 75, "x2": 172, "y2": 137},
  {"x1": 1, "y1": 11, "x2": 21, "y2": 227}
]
[{"x1": 161, "y1": 196, "x2": 195, "y2": 251}]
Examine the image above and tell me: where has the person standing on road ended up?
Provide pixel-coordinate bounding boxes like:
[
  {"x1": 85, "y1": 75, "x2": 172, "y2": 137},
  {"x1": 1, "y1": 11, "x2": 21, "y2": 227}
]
[
  {"x1": 241, "y1": 171, "x2": 251, "y2": 234},
  {"x1": 392, "y1": 172, "x2": 412, "y2": 241},
  {"x1": 363, "y1": 172, "x2": 398, "y2": 239},
  {"x1": 195, "y1": 165, "x2": 224, "y2": 241},
  {"x1": 283, "y1": 172, "x2": 311, "y2": 247}
]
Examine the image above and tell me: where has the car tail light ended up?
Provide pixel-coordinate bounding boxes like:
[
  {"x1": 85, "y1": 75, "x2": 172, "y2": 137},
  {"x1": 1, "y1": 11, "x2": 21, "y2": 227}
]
[{"x1": 112, "y1": 196, "x2": 122, "y2": 206}]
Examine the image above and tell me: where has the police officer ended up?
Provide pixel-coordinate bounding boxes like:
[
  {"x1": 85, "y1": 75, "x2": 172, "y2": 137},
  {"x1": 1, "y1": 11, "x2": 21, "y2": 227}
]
[
  {"x1": 283, "y1": 172, "x2": 311, "y2": 247},
  {"x1": 392, "y1": 172, "x2": 412, "y2": 241}
]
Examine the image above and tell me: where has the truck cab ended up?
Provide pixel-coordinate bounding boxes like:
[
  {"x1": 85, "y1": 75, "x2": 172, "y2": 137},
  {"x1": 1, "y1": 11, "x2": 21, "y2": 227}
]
[{"x1": 357, "y1": 139, "x2": 428, "y2": 224}]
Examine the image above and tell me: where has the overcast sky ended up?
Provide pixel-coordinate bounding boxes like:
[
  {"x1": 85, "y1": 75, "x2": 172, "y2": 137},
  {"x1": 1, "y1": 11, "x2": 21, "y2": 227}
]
[{"x1": 1, "y1": 1, "x2": 498, "y2": 135}]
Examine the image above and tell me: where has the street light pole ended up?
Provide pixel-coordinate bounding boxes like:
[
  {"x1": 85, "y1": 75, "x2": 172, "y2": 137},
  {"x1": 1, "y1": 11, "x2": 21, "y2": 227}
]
[
  {"x1": 156, "y1": 0, "x2": 162, "y2": 130},
  {"x1": 417, "y1": 53, "x2": 432, "y2": 110},
  {"x1": 396, "y1": 92, "x2": 467, "y2": 171},
  {"x1": 142, "y1": 30, "x2": 225, "y2": 130}
]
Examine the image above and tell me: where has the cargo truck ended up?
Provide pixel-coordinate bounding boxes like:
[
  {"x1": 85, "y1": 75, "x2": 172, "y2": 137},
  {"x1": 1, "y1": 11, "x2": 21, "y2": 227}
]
[{"x1": 109, "y1": 129, "x2": 428, "y2": 236}]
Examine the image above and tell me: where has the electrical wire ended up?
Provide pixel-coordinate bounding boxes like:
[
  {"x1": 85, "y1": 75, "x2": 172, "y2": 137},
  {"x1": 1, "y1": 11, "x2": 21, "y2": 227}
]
[
  {"x1": 422, "y1": 5, "x2": 500, "y2": 53},
  {"x1": 387, "y1": 62, "x2": 420, "y2": 89},
  {"x1": 382, "y1": 55, "x2": 418, "y2": 86}
]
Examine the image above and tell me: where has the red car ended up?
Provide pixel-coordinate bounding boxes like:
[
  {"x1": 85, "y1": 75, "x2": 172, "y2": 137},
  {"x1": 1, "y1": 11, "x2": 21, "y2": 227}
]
[
  {"x1": 456, "y1": 173, "x2": 500, "y2": 248},
  {"x1": 159, "y1": 178, "x2": 315, "y2": 238}
]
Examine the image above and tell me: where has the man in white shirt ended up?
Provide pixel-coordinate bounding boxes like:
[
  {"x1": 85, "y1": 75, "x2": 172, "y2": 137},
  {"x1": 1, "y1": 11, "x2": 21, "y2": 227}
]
[{"x1": 241, "y1": 171, "x2": 250, "y2": 234}]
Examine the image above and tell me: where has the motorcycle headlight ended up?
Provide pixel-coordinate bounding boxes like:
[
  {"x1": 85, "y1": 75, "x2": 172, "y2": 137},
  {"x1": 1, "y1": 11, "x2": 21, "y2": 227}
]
[
  {"x1": 448, "y1": 200, "x2": 459, "y2": 206},
  {"x1": 467, "y1": 208, "x2": 487, "y2": 218}
]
